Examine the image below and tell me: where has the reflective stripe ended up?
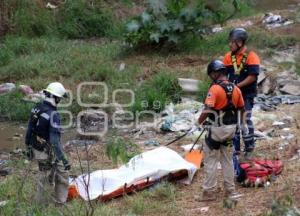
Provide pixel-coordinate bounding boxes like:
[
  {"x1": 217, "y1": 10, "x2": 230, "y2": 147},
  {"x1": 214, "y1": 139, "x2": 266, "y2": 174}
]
[
  {"x1": 40, "y1": 112, "x2": 50, "y2": 120},
  {"x1": 231, "y1": 53, "x2": 248, "y2": 75}
]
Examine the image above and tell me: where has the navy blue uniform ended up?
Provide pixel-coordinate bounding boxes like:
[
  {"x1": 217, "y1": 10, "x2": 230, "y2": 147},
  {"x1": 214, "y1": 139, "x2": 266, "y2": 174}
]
[{"x1": 25, "y1": 100, "x2": 66, "y2": 162}]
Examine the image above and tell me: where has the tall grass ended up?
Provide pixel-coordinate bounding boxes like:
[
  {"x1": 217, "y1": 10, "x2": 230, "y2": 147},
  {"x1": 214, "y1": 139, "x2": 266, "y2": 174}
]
[
  {"x1": 131, "y1": 72, "x2": 182, "y2": 113},
  {"x1": 3, "y1": 0, "x2": 121, "y2": 39}
]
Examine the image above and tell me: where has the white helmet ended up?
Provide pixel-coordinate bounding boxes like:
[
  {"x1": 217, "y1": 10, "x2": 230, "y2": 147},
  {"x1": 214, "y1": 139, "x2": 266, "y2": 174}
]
[{"x1": 44, "y1": 82, "x2": 67, "y2": 98}]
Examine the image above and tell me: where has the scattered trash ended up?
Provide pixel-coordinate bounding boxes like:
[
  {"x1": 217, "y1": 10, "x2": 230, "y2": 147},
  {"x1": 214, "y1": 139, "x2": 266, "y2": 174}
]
[
  {"x1": 212, "y1": 26, "x2": 223, "y2": 33},
  {"x1": 280, "y1": 133, "x2": 295, "y2": 141},
  {"x1": 160, "y1": 99, "x2": 203, "y2": 132},
  {"x1": 144, "y1": 140, "x2": 160, "y2": 146},
  {"x1": 0, "y1": 159, "x2": 7, "y2": 166},
  {"x1": 11, "y1": 148, "x2": 23, "y2": 154},
  {"x1": 46, "y1": 2, "x2": 58, "y2": 9},
  {"x1": 200, "y1": 206, "x2": 209, "y2": 213},
  {"x1": 0, "y1": 200, "x2": 8, "y2": 208},
  {"x1": 262, "y1": 13, "x2": 294, "y2": 29},
  {"x1": 254, "y1": 94, "x2": 300, "y2": 111},
  {"x1": 119, "y1": 62, "x2": 126, "y2": 71},
  {"x1": 178, "y1": 78, "x2": 200, "y2": 93},
  {"x1": 0, "y1": 83, "x2": 16, "y2": 95}
]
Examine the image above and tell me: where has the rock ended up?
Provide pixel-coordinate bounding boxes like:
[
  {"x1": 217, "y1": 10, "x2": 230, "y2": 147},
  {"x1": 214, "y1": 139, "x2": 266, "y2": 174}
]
[
  {"x1": 19, "y1": 85, "x2": 34, "y2": 95},
  {"x1": 0, "y1": 83, "x2": 16, "y2": 95},
  {"x1": 178, "y1": 78, "x2": 200, "y2": 93},
  {"x1": 280, "y1": 81, "x2": 300, "y2": 96},
  {"x1": 261, "y1": 77, "x2": 273, "y2": 95},
  {"x1": 257, "y1": 71, "x2": 267, "y2": 84},
  {"x1": 119, "y1": 62, "x2": 126, "y2": 71}
]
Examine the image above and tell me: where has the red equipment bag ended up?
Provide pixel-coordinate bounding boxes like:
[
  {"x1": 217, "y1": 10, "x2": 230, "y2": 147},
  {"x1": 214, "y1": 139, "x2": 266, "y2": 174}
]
[{"x1": 237, "y1": 159, "x2": 283, "y2": 187}]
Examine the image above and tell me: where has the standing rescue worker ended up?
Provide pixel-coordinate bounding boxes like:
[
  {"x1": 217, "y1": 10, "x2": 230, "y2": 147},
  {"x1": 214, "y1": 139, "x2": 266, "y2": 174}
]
[
  {"x1": 197, "y1": 60, "x2": 245, "y2": 201},
  {"x1": 223, "y1": 28, "x2": 260, "y2": 157},
  {"x1": 25, "y1": 82, "x2": 71, "y2": 205}
]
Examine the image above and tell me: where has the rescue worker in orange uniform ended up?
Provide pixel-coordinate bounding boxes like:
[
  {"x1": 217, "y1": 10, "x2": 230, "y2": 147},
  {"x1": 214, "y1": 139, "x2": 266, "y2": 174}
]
[
  {"x1": 223, "y1": 28, "x2": 260, "y2": 158},
  {"x1": 197, "y1": 60, "x2": 245, "y2": 201}
]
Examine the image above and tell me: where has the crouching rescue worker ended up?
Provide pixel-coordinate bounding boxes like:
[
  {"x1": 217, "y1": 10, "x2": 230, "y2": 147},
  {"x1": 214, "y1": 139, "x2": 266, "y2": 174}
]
[
  {"x1": 223, "y1": 28, "x2": 260, "y2": 157},
  {"x1": 25, "y1": 82, "x2": 71, "y2": 205},
  {"x1": 197, "y1": 60, "x2": 246, "y2": 201}
]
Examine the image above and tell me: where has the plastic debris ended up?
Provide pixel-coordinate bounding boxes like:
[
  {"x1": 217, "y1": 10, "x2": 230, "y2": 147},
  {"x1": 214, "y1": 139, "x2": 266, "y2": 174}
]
[
  {"x1": 160, "y1": 99, "x2": 203, "y2": 132},
  {"x1": 46, "y1": 2, "x2": 58, "y2": 9},
  {"x1": 280, "y1": 133, "x2": 295, "y2": 141},
  {"x1": 0, "y1": 83, "x2": 16, "y2": 95},
  {"x1": 254, "y1": 94, "x2": 300, "y2": 111},
  {"x1": 200, "y1": 206, "x2": 209, "y2": 213},
  {"x1": 144, "y1": 140, "x2": 160, "y2": 146},
  {"x1": 263, "y1": 13, "x2": 294, "y2": 29},
  {"x1": 0, "y1": 201, "x2": 8, "y2": 208}
]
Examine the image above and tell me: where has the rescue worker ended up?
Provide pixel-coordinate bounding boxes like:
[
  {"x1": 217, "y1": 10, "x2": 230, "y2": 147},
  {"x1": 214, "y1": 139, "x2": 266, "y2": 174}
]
[
  {"x1": 25, "y1": 82, "x2": 71, "y2": 205},
  {"x1": 223, "y1": 27, "x2": 260, "y2": 157},
  {"x1": 197, "y1": 60, "x2": 246, "y2": 201}
]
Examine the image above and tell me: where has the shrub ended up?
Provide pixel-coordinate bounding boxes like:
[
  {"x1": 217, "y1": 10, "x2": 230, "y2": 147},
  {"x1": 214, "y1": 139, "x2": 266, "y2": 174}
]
[
  {"x1": 57, "y1": 0, "x2": 114, "y2": 39},
  {"x1": 125, "y1": 0, "x2": 245, "y2": 48}
]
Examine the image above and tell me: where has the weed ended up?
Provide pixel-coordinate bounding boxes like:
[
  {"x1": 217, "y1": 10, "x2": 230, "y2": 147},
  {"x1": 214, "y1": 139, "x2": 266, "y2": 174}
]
[
  {"x1": 0, "y1": 91, "x2": 33, "y2": 121},
  {"x1": 248, "y1": 29, "x2": 298, "y2": 50},
  {"x1": 105, "y1": 136, "x2": 140, "y2": 165},
  {"x1": 131, "y1": 72, "x2": 182, "y2": 113},
  {"x1": 3, "y1": 0, "x2": 121, "y2": 39}
]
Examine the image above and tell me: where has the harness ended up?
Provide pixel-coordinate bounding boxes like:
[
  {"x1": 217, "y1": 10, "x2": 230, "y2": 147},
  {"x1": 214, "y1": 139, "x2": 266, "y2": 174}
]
[
  {"x1": 29, "y1": 103, "x2": 50, "y2": 151},
  {"x1": 231, "y1": 52, "x2": 248, "y2": 75},
  {"x1": 205, "y1": 80, "x2": 239, "y2": 150},
  {"x1": 208, "y1": 80, "x2": 238, "y2": 126}
]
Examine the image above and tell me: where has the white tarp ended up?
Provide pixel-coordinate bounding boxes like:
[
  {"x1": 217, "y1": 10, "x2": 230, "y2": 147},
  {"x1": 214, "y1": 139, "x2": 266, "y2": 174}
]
[{"x1": 71, "y1": 147, "x2": 197, "y2": 201}]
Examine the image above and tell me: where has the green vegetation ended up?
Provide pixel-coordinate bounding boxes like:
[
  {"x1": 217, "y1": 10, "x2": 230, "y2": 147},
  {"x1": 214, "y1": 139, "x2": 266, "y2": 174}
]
[
  {"x1": 125, "y1": 0, "x2": 247, "y2": 48},
  {"x1": 105, "y1": 136, "x2": 140, "y2": 165},
  {"x1": 0, "y1": 159, "x2": 179, "y2": 216},
  {"x1": 248, "y1": 29, "x2": 298, "y2": 50},
  {"x1": 0, "y1": 91, "x2": 33, "y2": 121},
  {"x1": 3, "y1": 0, "x2": 120, "y2": 39},
  {"x1": 131, "y1": 72, "x2": 182, "y2": 113}
]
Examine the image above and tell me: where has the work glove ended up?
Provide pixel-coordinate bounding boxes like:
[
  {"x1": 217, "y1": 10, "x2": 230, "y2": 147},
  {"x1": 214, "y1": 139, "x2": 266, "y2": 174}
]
[
  {"x1": 241, "y1": 124, "x2": 249, "y2": 135},
  {"x1": 63, "y1": 159, "x2": 71, "y2": 171},
  {"x1": 26, "y1": 145, "x2": 34, "y2": 160}
]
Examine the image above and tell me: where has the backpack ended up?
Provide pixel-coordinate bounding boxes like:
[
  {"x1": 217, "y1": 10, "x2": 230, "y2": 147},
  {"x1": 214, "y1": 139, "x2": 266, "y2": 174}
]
[{"x1": 236, "y1": 158, "x2": 283, "y2": 187}]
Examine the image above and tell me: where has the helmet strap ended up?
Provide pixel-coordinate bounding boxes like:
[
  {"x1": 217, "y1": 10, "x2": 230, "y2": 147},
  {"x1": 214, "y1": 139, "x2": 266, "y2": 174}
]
[{"x1": 232, "y1": 41, "x2": 244, "y2": 55}]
